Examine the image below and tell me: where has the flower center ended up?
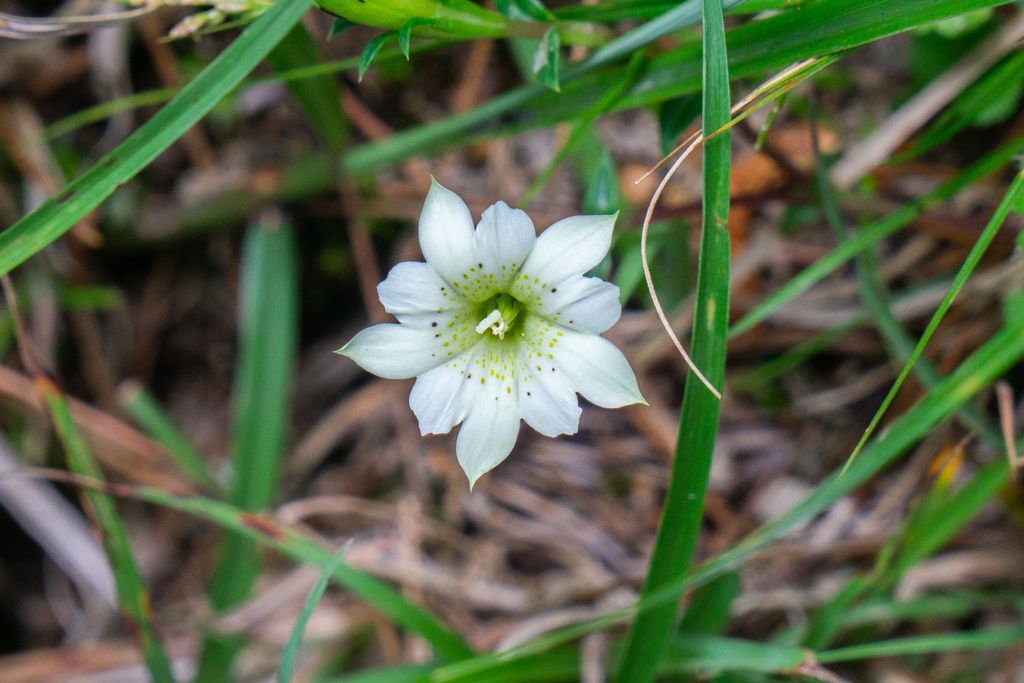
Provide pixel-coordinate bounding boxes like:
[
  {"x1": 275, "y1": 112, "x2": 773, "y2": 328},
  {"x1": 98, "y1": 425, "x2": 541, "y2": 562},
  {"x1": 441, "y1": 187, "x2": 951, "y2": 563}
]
[{"x1": 474, "y1": 293, "x2": 522, "y2": 340}]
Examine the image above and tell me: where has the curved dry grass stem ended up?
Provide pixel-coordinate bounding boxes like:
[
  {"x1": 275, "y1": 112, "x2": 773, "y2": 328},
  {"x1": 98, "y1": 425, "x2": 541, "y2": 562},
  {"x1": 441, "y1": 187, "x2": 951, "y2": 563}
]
[
  {"x1": 635, "y1": 58, "x2": 826, "y2": 184},
  {"x1": 635, "y1": 58, "x2": 832, "y2": 401},
  {"x1": 639, "y1": 134, "x2": 721, "y2": 400}
]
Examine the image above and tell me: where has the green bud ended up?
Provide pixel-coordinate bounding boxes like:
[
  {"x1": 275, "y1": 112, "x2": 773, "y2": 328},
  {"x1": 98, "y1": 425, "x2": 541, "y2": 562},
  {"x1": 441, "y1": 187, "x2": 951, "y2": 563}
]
[{"x1": 315, "y1": 0, "x2": 506, "y2": 40}]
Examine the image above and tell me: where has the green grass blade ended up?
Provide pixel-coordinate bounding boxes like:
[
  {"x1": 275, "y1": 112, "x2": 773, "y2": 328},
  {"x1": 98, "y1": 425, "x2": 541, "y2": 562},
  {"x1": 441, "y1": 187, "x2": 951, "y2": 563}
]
[
  {"x1": 425, "y1": 318, "x2": 1024, "y2": 679},
  {"x1": 37, "y1": 377, "x2": 176, "y2": 683},
  {"x1": 60, "y1": 481, "x2": 473, "y2": 661},
  {"x1": 730, "y1": 134, "x2": 1024, "y2": 337},
  {"x1": 677, "y1": 571, "x2": 741, "y2": 636},
  {"x1": 843, "y1": 168, "x2": 1024, "y2": 471},
  {"x1": 812, "y1": 122, "x2": 1000, "y2": 445},
  {"x1": 0, "y1": 0, "x2": 315, "y2": 276},
  {"x1": 895, "y1": 51, "x2": 1024, "y2": 163},
  {"x1": 887, "y1": 459, "x2": 1010, "y2": 580},
  {"x1": 342, "y1": 0, "x2": 1009, "y2": 174},
  {"x1": 844, "y1": 590, "x2": 1024, "y2": 628},
  {"x1": 342, "y1": 0, "x2": 748, "y2": 174},
  {"x1": 817, "y1": 624, "x2": 1024, "y2": 663},
  {"x1": 198, "y1": 214, "x2": 299, "y2": 679},
  {"x1": 613, "y1": 0, "x2": 731, "y2": 680},
  {"x1": 268, "y1": 23, "x2": 348, "y2": 152},
  {"x1": 660, "y1": 634, "x2": 809, "y2": 674},
  {"x1": 117, "y1": 381, "x2": 220, "y2": 492},
  {"x1": 279, "y1": 545, "x2": 348, "y2": 683}
]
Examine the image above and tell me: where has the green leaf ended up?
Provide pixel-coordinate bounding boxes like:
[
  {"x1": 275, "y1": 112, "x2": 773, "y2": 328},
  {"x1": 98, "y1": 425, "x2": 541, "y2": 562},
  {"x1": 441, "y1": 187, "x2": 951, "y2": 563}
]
[
  {"x1": 342, "y1": 0, "x2": 1013, "y2": 174},
  {"x1": 38, "y1": 379, "x2": 176, "y2": 683},
  {"x1": 0, "y1": 0, "x2": 316, "y2": 278},
  {"x1": 359, "y1": 33, "x2": 394, "y2": 81},
  {"x1": 398, "y1": 20, "x2": 416, "y2": 59},
  {"x1": 677, "y1": 571, "x2": 741, "y2": 636},
  {"x1": 532, "y1": 27, "x2": 562, "y2": 91},
  {"x1": 329, "y1": 16, "x2": 357, "y2": 39},
  {"x1": 657, "y1": 94, "x2": 702, "y2": 156},
  {"x1": 118, "y1": 381, "x2": 220, "y2": 493},
  {"x1": 818, "y1": 625, "x2": 1024, "y2": 663},
  {"x1": 614, "y1": 0, "x2": 732, "y2": 680},
  {"x1": 514, "y1": 0, "x2": 556, "y2": 21},
  {"x1": 315, "y1": 0, "x2": 506, "y2": 39},
  {"x1": 268, "y1": 23, "x2": 348, "y2": 152},
  {"x1": 430, "y1": 318, "x2": 1024, "y2": 680},
  {"x1": 582, "y1": 150, "x2": 623, "y2": 216},
  {"x1": 661, "y1": 635, "x2": 809, "y2": 674},
  {"x1": 278, "y1": 545, "x2": 348, "y2": 683},
  {"x1": 65, "y1": 481, "x2": 474, "y2": 662},
  {"x1": 199, "y1": 214, "x2": 299, "y2": 679},
  {"x1": 841, "y1": 168, "x2": 1024, "y2": 472}
]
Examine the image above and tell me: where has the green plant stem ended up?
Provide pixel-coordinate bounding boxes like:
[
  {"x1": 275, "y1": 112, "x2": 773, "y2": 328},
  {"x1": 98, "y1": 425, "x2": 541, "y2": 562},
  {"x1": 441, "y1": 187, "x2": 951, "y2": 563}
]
[
  {"x1": 613, "y1": 1, "x2": 731, "y2": 680},
  {"x1": 38, "y1": 378, "x2": 176, "y2": 683},
  {"x1": 197, "y1": 216, "x2": 298, "y2": 681}
]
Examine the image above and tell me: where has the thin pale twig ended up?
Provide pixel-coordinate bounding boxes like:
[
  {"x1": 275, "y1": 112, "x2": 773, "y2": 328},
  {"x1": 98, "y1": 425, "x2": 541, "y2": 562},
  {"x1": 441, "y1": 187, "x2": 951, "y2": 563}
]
[{"x1": 996, "y1": 381, "x2": 1019, "y2": 473}]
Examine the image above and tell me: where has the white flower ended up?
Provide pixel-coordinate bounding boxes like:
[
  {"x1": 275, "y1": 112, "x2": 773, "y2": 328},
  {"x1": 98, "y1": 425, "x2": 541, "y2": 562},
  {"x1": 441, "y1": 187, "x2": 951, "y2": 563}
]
[{"x1": 338, "y1": 180, "x2": 645, "y2": 486}]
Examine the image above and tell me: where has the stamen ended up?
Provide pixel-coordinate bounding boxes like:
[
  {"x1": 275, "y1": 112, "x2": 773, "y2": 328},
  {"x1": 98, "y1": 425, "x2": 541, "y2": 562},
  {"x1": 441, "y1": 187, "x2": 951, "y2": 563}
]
[{"x1": 475, "y1": 309, "x2": 509, "y2": 339}]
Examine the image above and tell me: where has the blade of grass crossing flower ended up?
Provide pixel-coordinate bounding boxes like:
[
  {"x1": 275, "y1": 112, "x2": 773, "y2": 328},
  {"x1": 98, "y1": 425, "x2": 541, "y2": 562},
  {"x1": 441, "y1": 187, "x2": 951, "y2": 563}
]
[
  {"x1": 117, "y1": 380, "x2": 220, "y2": 493},
  {"x1": 730, "y1": 133, "x2": 1024, "y2": 338},
  {"x1": 842, "y1": 168, "x2": 1024, "y2": 474},
  {"x1": 0, "y1": 0, "x2": 314, "y2": 277},
  {"x1": 278, "y1": 545, "x2": 347, "y2": 683},
  {"x1": 36, "y1": 377, "x2": 175, "y2": 683},
  {"x1": 614, "y1": 1, "x2": 730, "y2": 680},
  {"x1": 427, "y1": 319, "x2": 1024, "y2": 680},
  {"x1": 198, "y1": 214, "x2": 299, "y2": 680}
]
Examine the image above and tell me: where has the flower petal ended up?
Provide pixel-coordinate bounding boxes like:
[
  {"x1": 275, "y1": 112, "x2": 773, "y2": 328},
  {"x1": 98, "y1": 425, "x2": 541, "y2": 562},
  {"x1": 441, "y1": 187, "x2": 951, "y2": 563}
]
[
  {"x1": 378, "y1": 261, "x2": 469, "y2": 329},
  {"x1": 336, "y1": 323, "x2": 449, "y2": 379},
  {"x1": 454, "y1": 340, "x2": 520, "y2": 486},
  {"x1": 515, "y1": 334, "x2": 581, "y2": 437},
  {"x1": 456, "y1": 386, "x2": 520, "y2": 488},
  {"x1": 528, "y1": 275, "x2": 621, "y2": 334},
  {"x1": 409, "y1": 346, "x2": 480, "y2": 435},
  {"x1": 549, "y1": 327, "x2": 645, "y2": 408},
  {"x1": 472, "y1": 201, "x2": 536, "y2": 298},
  {"x1": 419, "y1": 179, "x2": 476, "y2": 288},
  {"x1": 512, "y1": 214, "x2": 616, "y2": 292}
]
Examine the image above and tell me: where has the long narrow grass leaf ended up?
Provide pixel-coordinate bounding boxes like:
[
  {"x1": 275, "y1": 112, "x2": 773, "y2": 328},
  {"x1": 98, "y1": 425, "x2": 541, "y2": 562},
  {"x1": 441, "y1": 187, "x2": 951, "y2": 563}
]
[
  {"x1": 37, "y1": 377, "x2": 176, "y2": 683},
  {"x1": 843, "y1": 168, "x2": 1024, "y2": 472},
  {"x1": 117, "y1": 380, "x2": 220, "y2": 492},
  {"x1": 342, "y1": 0, "x2": 1009, "y2": 174},
  {"x1": 0, "y1": 0, "x2": 315, "y2": 276},
  {"x1": 199, "y1": 214, "x2": 299, "y2": 678},
  {"x1": 614, "y1": 1, "x2": 731, "y2": 679},
  {"x1": 731, "y1": 134, "x2": 1024, "y2": 337},
  {"x1": 817, "y1": 625, "x2": 1024, "y2": 663},
  {"x1": 278, "y1": 545, "x2": 348, "y2": 683},
  {"x1": 35, "y1": 477, "x2": 474, "y2": 661},
  {"x1": 428, "y1": 319, "x2": 1024, "y2": 679}
]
